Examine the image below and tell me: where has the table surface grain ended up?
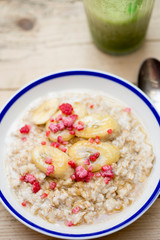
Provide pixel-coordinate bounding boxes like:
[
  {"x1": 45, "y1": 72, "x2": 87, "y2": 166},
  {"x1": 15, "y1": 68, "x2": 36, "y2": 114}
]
[{"x1": 0, "y1": 0, "x2": 160, "y2": 240}]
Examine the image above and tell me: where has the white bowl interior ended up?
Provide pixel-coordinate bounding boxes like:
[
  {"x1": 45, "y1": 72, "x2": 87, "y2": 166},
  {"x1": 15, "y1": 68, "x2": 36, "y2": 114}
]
[{"x1": 0, "y1": 71, "x2": 160, "y2": 239}]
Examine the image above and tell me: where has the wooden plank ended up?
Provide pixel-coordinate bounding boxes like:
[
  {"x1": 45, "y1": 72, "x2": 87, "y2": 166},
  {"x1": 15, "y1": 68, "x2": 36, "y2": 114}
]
[
  {"x1": 0, "y1": 0, "x2": 160, "y2": 89},
  {"x1": 1, "y1": 40, "x2": 160, "y2": 89},
  {"x1": 0, "y1": 199, "x2": 160, "y2": 240}
]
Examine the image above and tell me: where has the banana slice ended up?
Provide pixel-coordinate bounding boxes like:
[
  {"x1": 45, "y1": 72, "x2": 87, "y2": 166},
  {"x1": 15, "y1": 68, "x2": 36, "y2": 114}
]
[
  {"x1": 75, "y1": 114, "x2": 120, "y2": 139},
  {"x1": 68, "y1": 140, "x2": 120, "y2": 172},
  {"x1": 31, "y1": 145, "x2": 74, "y2": 179},
  {"x1": 73, "y1": 102, "x2": 87, "y2": 118},
  {"x1": 31, "y1": 98, "x2": 59, "y2": 125},
  {"x1": 46, "y1": 102, "x2": 87, "y2": 142}
]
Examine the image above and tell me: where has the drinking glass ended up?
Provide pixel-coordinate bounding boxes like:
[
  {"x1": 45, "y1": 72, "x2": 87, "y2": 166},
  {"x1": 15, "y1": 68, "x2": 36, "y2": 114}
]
[{"x1": 83, "y1": 0, "x2": 155, "y2": 55}]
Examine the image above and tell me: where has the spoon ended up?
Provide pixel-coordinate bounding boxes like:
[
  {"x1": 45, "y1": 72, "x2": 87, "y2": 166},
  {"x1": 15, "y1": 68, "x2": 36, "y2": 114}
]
[{"x1": 138, "y1": 58, "x2": 160, "y2": 113}]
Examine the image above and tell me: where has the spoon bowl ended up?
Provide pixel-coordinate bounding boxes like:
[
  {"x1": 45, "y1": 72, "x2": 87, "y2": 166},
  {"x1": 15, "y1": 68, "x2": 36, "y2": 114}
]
[{"x1": 138, "y1": 58, "x2": 160, "y2": 113}]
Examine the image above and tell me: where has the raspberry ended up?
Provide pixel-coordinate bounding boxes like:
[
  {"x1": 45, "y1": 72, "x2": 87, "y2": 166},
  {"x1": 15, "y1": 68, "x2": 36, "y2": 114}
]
[
  {"x1": 73, "y1": 124, "x2": 84, "y2": 131},
  {"x1": 57, "y1": 121, "x2": 65, "y2": 131},
  {"x1": 95, "y1": 136, "x2": 100, "y2": 144},
  {"x1": 21, "y1": 201, "x2": 27, "y2": 207},
  {"x1": 20, "y1": 175, "x2": 25, "y2": 181},
  {"x1": 46, "y1": 130, "x2": 50, "y2": 137},
  {"x1": 49, "y1": 181, "x2": 57, "y2": 190},
  {"x1": 45, "y1": 157, "x2": 52, "y2": 164},
  {"x1": 55, "y1": 114, "x2": 63, "y2": 122},
  {"x1": 19, "y1": 124, "x2": 31, "y2": 134},
  {"x1": 72, "y1": 206, "x2": 80, "y2": 214},
  {"x1": 78, "y1": 121, "x2": 84, "y2": 126},
  {"x1": 107, "y1": 129, "x2": 112, "y2": 134},
  {"x1": 50, "y1": 117, "x2": 54, "y2": 122},
  {"x1": 66, "y1": 220, "x2": 74, "y2": 227},
  {"x1": 62, "y1": 116, "x2": 74, "y2": 127},
  {"x1": 68, "y1": 160, "x2": 76, "y2": 168},
  {"x1": 89, "y1": 152, "x2": 100, "y2": 162},
  {"x1": 102, "y1": 165, "x2": 112, "y2": 172},
  {"x1": 59, "y1": 146, "x2": 67, "y2": 152},
  {"x1": 57, "y1": 136, "x2": 63, "y2": 143},
  {"x1": 70, "y1": 174, "x2": 76, "y2": 181},
  {"x1": 89, "y1": 154, "x2": 97, "y2": 162},
  {"x1": 124, "y1": 107, "x2": 131, "y2": 113},
  {"x1": 90, "y1": 104, "x2": 94, "y2": 109},
  {"x1": 46, "y1": 165, "x2": 54, "y2": 176},
  {"x1": 101, "y1": 165, "x2": 114, "y2": 179},
  {"x1": 41, "y1": 193, "x2": 48, "y2": 199},
  {"x1": 50, "y1": 142, "x2": 60, "y2": 148},
  {"x1": 85, "y1": 171, "x2": 94, "y2": 182},
  {"x1": 21, "y1": 137, "x2": 27, "y2": 142},
  {"x1": 24, "y1": 173, "x2": 36, "y2": 184},
  {"x1": 70, "y1": 130, "x2": 75, "y2": 135},
  {"x1": 94, "y1": 152, "x2": 100, "y2": 158},
  {"x1": 32, "y1": 181, "x2": 41, "y2": 193},
  {"x1": 75, "y1": 166, "x2": 88, "y2": 178},
  {"x1": 104, "y1": 177, "x2": 111, "y2": 184},
  {"x1": 84, "y1": 158, "x2": 90, "y2": 165},
  {"x1": 59, "y1": 103, "x2": 73, "y2": 115},
  {"x1": 89, "y1": 138, "x2": 94, "y2": 143},
  {"x1": 41, "y1": 141, "x2": 46, "y2": 145},
  {"x1": 49, "y1": 123, "x2": 59, "y2": 133},
  {"x1": 95, "y1": 172, "x2": 101, "y2": 177},
  {"x1": 88, "y1": 165, "x2": 93, "y2": 172}
]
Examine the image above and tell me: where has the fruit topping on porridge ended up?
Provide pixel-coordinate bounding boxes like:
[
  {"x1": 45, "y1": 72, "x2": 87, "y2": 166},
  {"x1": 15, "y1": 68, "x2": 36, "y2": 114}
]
[{"x1": 6, "y1": 92, "x2": 154, "y2": 226}]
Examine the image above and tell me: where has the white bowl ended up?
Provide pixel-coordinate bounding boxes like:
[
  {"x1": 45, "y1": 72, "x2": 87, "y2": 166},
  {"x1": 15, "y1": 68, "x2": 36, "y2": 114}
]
[{"x1": 0, "y1": 70, "x2": 160, "y2": 239}]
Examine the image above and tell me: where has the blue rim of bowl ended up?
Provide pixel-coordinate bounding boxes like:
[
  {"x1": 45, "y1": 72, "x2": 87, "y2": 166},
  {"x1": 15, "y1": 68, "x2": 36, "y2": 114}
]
[{"x1": 0, "y1": 70, "x2": 160, "y2": 238}]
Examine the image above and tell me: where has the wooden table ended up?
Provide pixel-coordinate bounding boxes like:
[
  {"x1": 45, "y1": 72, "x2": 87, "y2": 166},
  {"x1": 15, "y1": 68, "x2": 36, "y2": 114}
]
[{"x1": 0, "y1": 0, "x2": 160, "y2": 239}]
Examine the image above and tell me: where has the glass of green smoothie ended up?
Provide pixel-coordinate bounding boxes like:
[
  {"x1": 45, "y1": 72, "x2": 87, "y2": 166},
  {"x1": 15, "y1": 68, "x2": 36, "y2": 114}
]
[{"x1": 83, "y1": 0, "x2": 155, "y2": 55}]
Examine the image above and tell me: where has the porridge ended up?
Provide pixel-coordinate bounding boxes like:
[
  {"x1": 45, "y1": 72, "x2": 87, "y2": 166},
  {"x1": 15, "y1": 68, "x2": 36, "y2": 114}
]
[{"x1": 6, "y1": 91, "x2": 154, "y2": 226}]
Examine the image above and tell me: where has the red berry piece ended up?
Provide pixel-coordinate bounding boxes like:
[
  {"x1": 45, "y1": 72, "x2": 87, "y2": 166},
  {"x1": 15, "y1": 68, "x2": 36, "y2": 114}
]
[
  {"x1": 46, "y1": 165, "x2": 54, "y2": 176},
  {"x1": 59, "y1": 146, "x2": 67, "y2": 152},
  {"x1": 21, "y1": 201, "x2": 27, "y2": 207},
  {"x1": 50, "y1": 117, "x2": 54, "y2": 122},
  {"x1": 57, "y1": 122, "x2": 65, "y2": 131},
  {"x1": 45, "y1": 157, "x2": 52, "y2": 164},
  {"x1": 66, "y1": 220, "x2": 74, "y2": 227},
  {"x1": 70, "y1": 174, "x2": 76, "y2": 181},
  {"x1": 70, "y1": 130, "x2": 75, "y2": 135},
  {"x1": 49, "y1": 123, "x2": 59, "y2": 133},
  {"x1": 84, "y1": 158, "x2": 90, "y2": 165},
  {"x1": 107, "y1": 129, "x2": 112, "y2": 134},
  {"x1": 21, "y1": 137, "x2": 27, "y2": 142},
  {"x1": 41, "y1": 193, "x2": 48, "y2": 199},
  {"x1": 68, "y1": 160, "x2": 76, "y2": 168},
  {"x1": 41, "y1": 141, "x2": 46, "y2": 145},
  {"x1": 49, "y1": 181, "x2": 57, "y2": 190},
  {"x1": 24, "y1": 173, "x2": 36, "y2": 184},
  {"x1": 95, "y1": 172, "x2": 101, "y2": 177},
  {"x1": 57, "y1": 136, "x2": 63, "y2": 143},
  {"x1": 19, "y1": 124, "x2": 31, "y2": 134},
  {"x1": 89, "y1": 138, "x2": 94, "y2": 143},
  {"x1": 72, "y1": 206, "x2": 80, "y2": 214},
  {"x1": 32, "y1": 181, "x2": 41, "y2": 193},
  {"x1": 75, "y1": 166, "x2": 88, "y2": 179},
  {"x1": 59, "y1": 103, "x2": 73, "y2": 115},
  {"x1": 46, "y1": 130, "x2": 50, "y2": 137},
  {"x1": 124, "y1": 107, "x2": 131, "y2": 113},
  {"x1": 90, "y1": 104, "x2": 94, "y2": 109}
]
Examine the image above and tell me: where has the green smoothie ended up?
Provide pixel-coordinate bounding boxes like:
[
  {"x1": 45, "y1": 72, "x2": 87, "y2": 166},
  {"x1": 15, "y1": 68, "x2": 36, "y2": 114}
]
[{"x1": 84, "y1": 0, "x2": 154, "y2": 55}]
